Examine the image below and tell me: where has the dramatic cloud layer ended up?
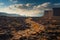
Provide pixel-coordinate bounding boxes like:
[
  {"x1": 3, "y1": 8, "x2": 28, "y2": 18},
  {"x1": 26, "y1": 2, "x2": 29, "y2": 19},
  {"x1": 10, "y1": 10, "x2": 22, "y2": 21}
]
[{"x1": 0, "y1": 2, "x2": 59, "y2": 17}]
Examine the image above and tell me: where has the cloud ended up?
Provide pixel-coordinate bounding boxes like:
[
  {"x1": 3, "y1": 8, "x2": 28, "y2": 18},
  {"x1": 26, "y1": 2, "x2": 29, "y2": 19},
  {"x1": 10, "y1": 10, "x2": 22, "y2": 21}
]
[
  {"x1": 0, "y1": 2, "x2": 4, "y2": 6},
  {"x1": 53, "y1": 3, "x2": 60, "y2": 7},
  {"x1": 0, "y1": 2, "x2": 5, "y2": 8},
  {"x1": 26, "y1": 3, "x2": 32, "y2": 7},
  {"x1": 10, "y1": 0, "x2": 18, "y2": 3},
  {"x1": 33, "y1": 2, "x2": 51, "y2": 10},
  {"x1": 0, "y1": 2, "x2": 51, "y2": 17},
  {"x1": 54, "y1": 3, "x2": 60, "y2": 5}
]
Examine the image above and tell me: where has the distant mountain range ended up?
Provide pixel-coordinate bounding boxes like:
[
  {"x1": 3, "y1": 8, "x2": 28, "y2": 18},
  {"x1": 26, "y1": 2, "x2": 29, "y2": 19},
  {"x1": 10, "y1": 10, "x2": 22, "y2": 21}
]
[
  {"x1": 0, "y1": 12, "x2": 43, "y2": 17},
  {"x1": 0, "y1": 12, "x2": 21, "y2": 17}
]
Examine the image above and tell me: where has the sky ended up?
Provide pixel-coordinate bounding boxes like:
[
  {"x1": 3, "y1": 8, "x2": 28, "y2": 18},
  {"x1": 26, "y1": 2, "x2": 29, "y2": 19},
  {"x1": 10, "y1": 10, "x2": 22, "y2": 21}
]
[{"x1": 0, "y1": 0, "x2": 60, "y2": 17}]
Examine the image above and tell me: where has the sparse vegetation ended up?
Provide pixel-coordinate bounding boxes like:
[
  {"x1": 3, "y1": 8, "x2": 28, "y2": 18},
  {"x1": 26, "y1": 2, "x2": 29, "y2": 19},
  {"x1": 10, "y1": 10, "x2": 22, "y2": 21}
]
[{"x1": 0, "y1": 17, "x2": 60, "y2": 40}]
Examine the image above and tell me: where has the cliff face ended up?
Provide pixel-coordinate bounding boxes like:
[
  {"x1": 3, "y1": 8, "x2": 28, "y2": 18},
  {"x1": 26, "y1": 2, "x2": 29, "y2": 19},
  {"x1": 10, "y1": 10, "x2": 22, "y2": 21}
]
[{"x1": 0, "y1": 16, "x2": 60, "y2": 40}]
